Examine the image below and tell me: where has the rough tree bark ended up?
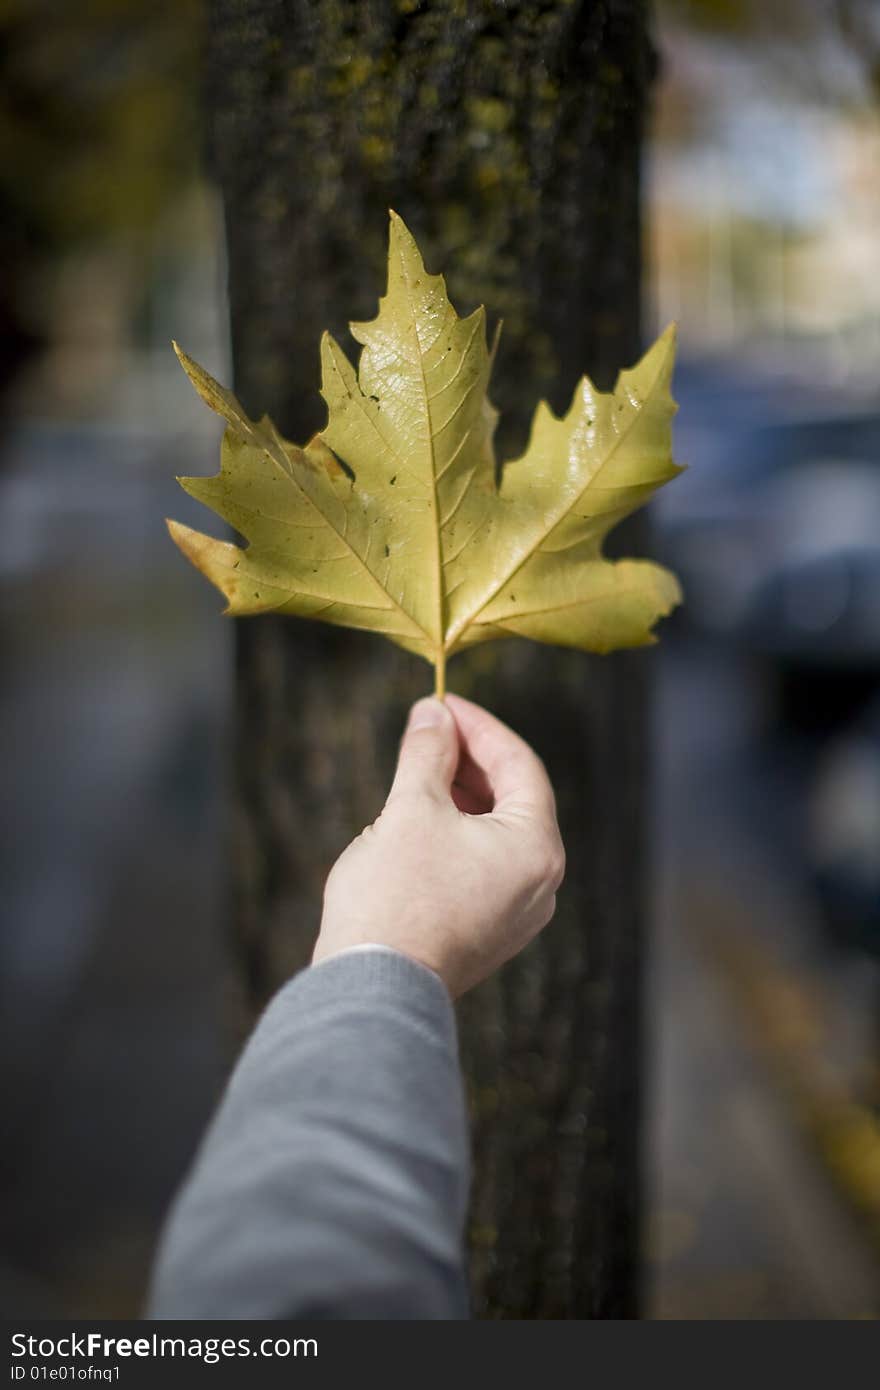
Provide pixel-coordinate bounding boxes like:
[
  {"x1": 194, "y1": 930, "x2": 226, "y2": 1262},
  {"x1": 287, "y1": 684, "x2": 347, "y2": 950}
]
[{"x1": 207, "y1": 0, "x2": 656, "y2": 1318}]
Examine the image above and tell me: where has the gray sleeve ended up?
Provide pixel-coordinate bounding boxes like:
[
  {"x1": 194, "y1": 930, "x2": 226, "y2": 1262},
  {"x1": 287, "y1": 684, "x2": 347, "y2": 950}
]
[{"x1": 146, "y1": 948, "x2": 471, "y2": 1320}]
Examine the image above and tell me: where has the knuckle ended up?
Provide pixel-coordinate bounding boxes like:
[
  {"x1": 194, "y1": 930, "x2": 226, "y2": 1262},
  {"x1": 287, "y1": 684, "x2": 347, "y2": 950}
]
[
  {"x1": 525, "y1": 832, "x2": 565, "y2": 890},
  {"x1": 535, "y1": 753, "x2": 553, "y2": 786},
  {"x1": 532, "y1": 752, "x2": 556, "y2": 799},
  {"x1": 547, "y1": 836, "x2": 566, "y2": 889}
]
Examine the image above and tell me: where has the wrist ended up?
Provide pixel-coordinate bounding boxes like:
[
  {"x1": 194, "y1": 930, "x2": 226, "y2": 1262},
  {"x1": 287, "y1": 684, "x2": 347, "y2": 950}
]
[{"x1": 311, "y1": 937, "x2": 451, "y2": 993}]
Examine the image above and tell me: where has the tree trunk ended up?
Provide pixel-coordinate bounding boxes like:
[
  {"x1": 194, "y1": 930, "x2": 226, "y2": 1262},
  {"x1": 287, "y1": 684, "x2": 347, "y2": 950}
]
[{"x1": 207, "y1": 0, "x2": 655, "y2": 1318}]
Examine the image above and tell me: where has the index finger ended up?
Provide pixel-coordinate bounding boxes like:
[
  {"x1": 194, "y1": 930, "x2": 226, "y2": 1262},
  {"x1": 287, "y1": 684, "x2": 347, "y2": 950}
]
[{"x1": 444, "y1": 693, "x2": 557, "y2": 820}]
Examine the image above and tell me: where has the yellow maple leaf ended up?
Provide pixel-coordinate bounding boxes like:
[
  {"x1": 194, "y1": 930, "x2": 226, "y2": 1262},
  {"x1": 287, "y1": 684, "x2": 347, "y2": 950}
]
[{"x1": 168, "y1": 213, "x2": 684, "y2": 696}]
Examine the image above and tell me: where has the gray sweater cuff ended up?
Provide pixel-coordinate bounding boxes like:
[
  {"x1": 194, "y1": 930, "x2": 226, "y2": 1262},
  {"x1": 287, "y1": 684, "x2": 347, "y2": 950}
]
[{"x1": 277, "y1": 946, "x2": 455, "y2": 1041}]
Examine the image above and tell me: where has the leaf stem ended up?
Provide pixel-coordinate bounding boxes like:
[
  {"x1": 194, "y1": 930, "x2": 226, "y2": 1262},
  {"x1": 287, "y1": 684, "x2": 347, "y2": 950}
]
[{"x1": 434, "y1": 648, "x2": 446, "y2": 699}]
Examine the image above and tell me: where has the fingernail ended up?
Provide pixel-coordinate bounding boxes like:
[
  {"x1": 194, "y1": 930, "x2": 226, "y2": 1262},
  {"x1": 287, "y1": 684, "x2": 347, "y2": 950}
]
[{"x1": 408, "y1": 697, "x2": 447, "y2": 730}]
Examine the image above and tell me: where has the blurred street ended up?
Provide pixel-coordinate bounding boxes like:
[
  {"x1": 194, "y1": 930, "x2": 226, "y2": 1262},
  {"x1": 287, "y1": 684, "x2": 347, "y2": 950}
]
[
  {"x1": 0, "y1": 408, "x2": 231, "y2": 1315},
  {"x1": 645, "y1": 357, "x2": 880, "y2": 1317},
  {"x1": 648, "y1": 642, "x2": 879, "y2": 1318}
]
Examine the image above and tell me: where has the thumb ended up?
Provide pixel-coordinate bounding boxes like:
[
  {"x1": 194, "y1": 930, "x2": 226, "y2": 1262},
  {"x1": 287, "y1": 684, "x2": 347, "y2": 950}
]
[{"x1": 388, "y1": 698, "x2": 458, "y2": 803}]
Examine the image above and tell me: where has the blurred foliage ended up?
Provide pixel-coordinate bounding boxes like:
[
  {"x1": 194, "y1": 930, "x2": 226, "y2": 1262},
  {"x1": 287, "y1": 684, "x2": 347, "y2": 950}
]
[
  {"x1": 660, "y1": 0, "x2": 766, "y2": 34},
  {"x1": 661, "y1": 0, "x2": 880, "y2": 97},
  {"x1": 837, "y1": 0, "x2": 880, "y2": 96},
  {"x1": 0, "y1": 0, "x2": 202, "y2": 392},
  {"x1": 707, "y1": 923, "x2": 880, "y2": 1262}
]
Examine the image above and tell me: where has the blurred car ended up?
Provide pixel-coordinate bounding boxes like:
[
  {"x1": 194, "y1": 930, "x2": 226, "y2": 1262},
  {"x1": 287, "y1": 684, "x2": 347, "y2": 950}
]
[
  {"x1": 808, "y1": 694, "x2": 880, "y2": 959},
  {"x1": 657, "y1": 373, "x2": 880, "y2": 664},
  {"x1": 658, "y1": 373, "x2": 880, "y2": 958}
]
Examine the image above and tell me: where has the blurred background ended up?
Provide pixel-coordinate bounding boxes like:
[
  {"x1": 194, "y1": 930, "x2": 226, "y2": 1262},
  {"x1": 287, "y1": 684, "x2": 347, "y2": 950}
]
[{"x1": 0, "y1": 0, "x2": 878, "y2": 1317}]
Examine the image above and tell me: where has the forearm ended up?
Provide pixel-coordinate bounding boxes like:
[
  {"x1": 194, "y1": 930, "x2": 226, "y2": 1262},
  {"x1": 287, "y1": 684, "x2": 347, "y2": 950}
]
[{"x1": 147, "y1": 949, "x2": 470, "y2": 1320}]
